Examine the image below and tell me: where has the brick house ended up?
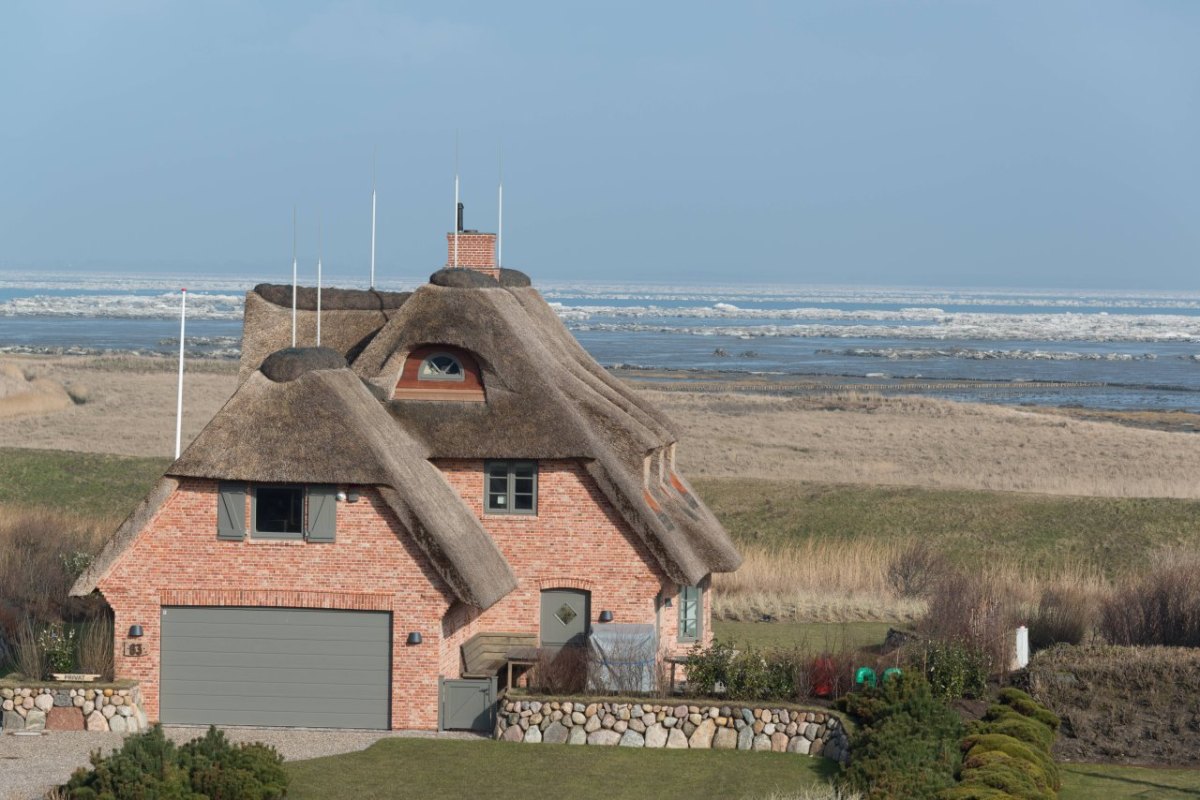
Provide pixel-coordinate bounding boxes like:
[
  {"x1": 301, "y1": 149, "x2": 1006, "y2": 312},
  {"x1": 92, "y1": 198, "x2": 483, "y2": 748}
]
[{"x1": 70, "y1": 228, "x2": 742, "y2": 731}]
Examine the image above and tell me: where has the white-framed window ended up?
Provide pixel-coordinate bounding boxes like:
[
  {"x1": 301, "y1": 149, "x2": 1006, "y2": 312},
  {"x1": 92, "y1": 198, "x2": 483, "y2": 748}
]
[
  {"x1": 678, "y1": 584, "x2": 702, "y2": 642},
  {"x1": 419, "y1": 352, "x2": 465, "y2": 381},
  {"x1": 485, "y1": 461, "x2": 537, "y2": 515}
]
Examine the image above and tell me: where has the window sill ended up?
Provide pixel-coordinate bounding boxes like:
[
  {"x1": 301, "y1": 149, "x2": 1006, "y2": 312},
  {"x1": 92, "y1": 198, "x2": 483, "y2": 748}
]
[{"x1": 248, "y1": 537, "x2": 307, "y2": 545}]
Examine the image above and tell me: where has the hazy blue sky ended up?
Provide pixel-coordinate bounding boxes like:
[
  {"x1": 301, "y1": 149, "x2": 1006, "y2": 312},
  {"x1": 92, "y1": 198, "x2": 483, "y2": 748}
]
[{"x1": 2, "y1": 1, "x2": 1197, "y2": 288}]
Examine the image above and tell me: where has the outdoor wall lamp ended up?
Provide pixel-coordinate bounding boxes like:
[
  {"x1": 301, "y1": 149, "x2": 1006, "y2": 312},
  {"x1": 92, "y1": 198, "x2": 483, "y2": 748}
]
[
  {"x1": 598, "y1": 610, "x2": 614, "y2": 623},
  {"x1": 128, "y1": 625, "x2": 144, "y2": 638},
  {"x1": 406, "y1": 632, "x2": 423, "y2": 645}
]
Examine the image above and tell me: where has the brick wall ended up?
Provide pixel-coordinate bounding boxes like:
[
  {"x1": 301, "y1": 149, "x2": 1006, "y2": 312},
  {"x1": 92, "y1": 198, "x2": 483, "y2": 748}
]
[
  {"x1": 445, "y1": 232, "x2": 498, "y2": 278},
  {"x1": 99, "y1": 481, "x2": 454, "y2": 730},
  {"x1": 98, "y1": 460, "x2": 713, "y2": 731}
]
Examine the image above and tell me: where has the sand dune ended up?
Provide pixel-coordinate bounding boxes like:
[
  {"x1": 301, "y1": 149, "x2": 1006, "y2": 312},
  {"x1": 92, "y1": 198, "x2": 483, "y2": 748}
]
[{"x1": 1, "y1": 356, "x2": 1198, "y2": 499}]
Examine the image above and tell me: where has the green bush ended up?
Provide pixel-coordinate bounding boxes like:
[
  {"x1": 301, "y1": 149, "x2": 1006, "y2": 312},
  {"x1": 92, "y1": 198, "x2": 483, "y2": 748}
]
[
  {"x1": 940, "y1": 687, "x2": 1061, "y2": 800},
  {"x1": 926, "y1": 641, "x2": 989, "y2": 701},
  {"x1": 684, "y1": 640, "x2": 807, "y2": 701},
  {"x1": 64, "y1": 724, "x2": 287, "y2": 800},
  {"x1": 839, "y1": 673, "x2": 965, "y2": 800}
]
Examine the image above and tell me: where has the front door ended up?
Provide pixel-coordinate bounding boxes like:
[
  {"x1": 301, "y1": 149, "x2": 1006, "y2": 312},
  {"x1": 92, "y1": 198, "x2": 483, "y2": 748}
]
[{"x1": 540, "y1": 589, "x2": 589, "y2": 649}]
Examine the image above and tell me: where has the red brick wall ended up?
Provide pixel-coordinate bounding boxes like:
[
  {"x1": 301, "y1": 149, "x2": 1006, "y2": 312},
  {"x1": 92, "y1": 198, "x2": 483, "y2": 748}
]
[
  {"x1": 98, "y1": 481, "x2": 455, "y2": 730},
  {"x1": 98, "y1": 461, "x2": 713, "y2": 730},
  {"x1": 445, "y1": 232, "x2": 498, "y2": 278},
  {"x1": 435, "y1": 460, "x2": 712, "y2": 680}
]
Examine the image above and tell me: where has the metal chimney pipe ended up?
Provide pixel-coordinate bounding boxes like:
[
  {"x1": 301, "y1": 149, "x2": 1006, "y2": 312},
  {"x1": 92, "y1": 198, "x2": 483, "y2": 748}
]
[{"x1": 456, "y1": 202, "x2": 465, "y2": 233}]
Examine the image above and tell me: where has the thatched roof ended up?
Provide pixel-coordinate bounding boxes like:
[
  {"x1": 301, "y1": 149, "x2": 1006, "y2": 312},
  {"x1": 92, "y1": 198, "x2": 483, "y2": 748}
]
[
  {"x1": 73, "y1": 355, "x2": 517, "y2": 609},
  {"x1": 351, "y1": 283, "x2": 741, "y2": 584},
  {"x1": 90, "y1": 274, "x2": 740, "y2": 605}
]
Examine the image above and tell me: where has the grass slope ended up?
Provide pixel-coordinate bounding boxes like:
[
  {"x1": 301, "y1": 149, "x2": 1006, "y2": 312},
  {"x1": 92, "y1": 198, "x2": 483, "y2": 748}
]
[
  {"x1": 1061, "y1": 763, "x2": 1200, "y2": 798},
  {"x1": 0, "y1": 447, "x2": 168, "y2": 519},
  {"x1": 712, "y1": 621, "x2": 891, "y2": 653},
  {"x1": 285, "y1": 738, "x2": 838, "y2": 800},
  {"x1": 694, "y1": 477, "x2": 1200, "y2": 576}
]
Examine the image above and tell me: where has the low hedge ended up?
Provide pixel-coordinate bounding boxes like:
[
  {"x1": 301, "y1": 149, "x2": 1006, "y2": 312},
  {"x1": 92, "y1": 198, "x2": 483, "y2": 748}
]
[{"x1": 940, "y1": 688, "x2": 1060, "y2": 800}]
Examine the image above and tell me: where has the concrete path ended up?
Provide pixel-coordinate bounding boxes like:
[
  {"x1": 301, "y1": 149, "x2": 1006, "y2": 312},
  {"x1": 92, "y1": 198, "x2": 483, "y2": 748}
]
[{"x1": 0, "y1": 726, "x2": 482, "y2": 800}]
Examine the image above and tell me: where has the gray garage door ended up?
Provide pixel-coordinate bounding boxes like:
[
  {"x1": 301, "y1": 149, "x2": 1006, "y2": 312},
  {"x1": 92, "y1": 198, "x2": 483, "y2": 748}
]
[{"x1": 161, "y1": 607, "x2": 391, "y2": 729}]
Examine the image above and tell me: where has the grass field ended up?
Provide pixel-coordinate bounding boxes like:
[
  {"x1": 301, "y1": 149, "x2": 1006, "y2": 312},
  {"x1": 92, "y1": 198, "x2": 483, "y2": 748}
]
[
  {"x1": 0, "y1": 446, "x2": 168, "y2": 519},
  {"x1": 1061, "y1": 763, "x2": 1200, "y2": 798},
  {"x1": 693, "y1": 477, "x2": 1200, "y2": 578},
  {"x1": 711, "y1": 621, "x2": 891, "y2": 653},
  {"x1": 284, "y1": 738, "x2": 839, "y2": 800}
]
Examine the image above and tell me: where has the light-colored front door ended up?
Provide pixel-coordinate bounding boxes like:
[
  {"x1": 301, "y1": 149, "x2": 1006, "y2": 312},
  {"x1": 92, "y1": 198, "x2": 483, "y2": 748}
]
[{"x1": 540, "y1": 589, "x2": 589, "y2": 649}]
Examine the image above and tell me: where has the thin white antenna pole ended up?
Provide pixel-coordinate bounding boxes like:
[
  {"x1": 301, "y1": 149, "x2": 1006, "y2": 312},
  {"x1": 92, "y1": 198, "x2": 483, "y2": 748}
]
[
  {"x1": 316, "y1": 213, "x2": 323, "y2": 347},
  {"x1": 291, "y1": 206, "x2": 298, "y2": 347},
  {"x1": 370, "y1": 148, "x2": 377, "y2": 289},
  {"x1": 497, "y1": 145, "x2": 503, "y2": 269},
  {"x1": 454, "y1": 131, "x2": 459, "y2": 268},
  {"x1": 174, "y1": 288, "x2": 186, "y2": 459}
]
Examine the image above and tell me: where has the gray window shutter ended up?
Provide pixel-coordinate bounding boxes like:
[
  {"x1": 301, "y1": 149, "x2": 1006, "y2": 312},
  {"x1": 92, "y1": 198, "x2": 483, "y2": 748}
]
[
  {"x1": 306, "y1": 484, "x2": 337, "y2": 542},
  {"x1": 216, "y1": 483, "x2": 246, "y2": 540}
]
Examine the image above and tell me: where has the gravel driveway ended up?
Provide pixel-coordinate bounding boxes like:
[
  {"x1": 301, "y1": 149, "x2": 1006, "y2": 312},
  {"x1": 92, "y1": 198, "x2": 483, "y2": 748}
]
[{"x1": 0, "y1": 726, "x2": 482, "y2": 800}]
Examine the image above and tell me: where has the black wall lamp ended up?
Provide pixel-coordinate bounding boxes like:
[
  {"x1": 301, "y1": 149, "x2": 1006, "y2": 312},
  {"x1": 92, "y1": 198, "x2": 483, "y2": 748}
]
[
  {"x1": 406, "y1": 632, "x2": 423, "y2": 645},
  {"x1": 128, "y1": 625, "x2": 144, "y2": 638},
  {"x1": 598, "y1": 610, "x2": 614, "y2": 623}
]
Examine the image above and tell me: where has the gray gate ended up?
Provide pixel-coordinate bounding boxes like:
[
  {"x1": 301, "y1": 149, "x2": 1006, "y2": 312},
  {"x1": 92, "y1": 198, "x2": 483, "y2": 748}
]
[
  {"x1": 160, "y1": 607, "x2": 391, "y2": 729},
  {"x1": 439, "y1": 677, "x2": 496, "y2": 731}
]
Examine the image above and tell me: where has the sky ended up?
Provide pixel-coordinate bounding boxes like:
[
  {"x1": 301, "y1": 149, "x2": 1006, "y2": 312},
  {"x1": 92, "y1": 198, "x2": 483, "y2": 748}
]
[{"x1": 1, "y1": 1, "x2": 1198, "y2": 289}]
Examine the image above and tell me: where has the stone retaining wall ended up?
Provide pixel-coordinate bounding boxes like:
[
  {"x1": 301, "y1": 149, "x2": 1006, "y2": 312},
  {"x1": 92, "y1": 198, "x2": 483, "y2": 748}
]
[
  {"x1": 495, "y1": 698, "x2": 850, "y2": 763},
  {"x1": 1, "y1": 685, "x2": 147, "y2": 733}
]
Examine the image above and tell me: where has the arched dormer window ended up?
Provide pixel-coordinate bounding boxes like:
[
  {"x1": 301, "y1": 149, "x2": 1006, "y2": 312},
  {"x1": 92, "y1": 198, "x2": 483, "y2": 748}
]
[
  {"x1": 419, "y1": 352, "x2": 465, "y2": 381},
  {"x1": 394, "y1": 344, "x2": 485, "y2": 402}
]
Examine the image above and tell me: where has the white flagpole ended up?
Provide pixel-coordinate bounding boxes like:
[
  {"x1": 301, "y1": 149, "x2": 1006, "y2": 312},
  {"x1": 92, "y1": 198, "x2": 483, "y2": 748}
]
[
  {"x1": 454, "y1": 131, "x2": 459, "y2": 268},
  {"x1": 174, "y1": 288, "x2": 186, "y2": 459},
  {"x1": 370, "y1": 148, "x2": 377, "y2": 289},
  {"x1": 497, "y1": 145, "x2": 503, "y2": 269},
  {"x1": 291, "y1": 206, "x2": 298, "y2": 347},
  {"x1": 316, "y1": 213, "x2": 323, "y2": 347}
]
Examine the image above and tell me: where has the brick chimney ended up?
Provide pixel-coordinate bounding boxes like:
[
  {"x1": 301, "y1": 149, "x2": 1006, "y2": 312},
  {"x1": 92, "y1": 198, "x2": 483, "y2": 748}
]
[{"x1": 445, "y1": 203, "x2": 498, "y2": 279}]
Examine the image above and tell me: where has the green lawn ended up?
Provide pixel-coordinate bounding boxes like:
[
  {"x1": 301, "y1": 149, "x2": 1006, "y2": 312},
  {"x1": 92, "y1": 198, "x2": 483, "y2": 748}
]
[
  {"x1": 694, "y1": 477, "x2": 1200, "y2": 576},
  {"x1": 0, "y1": 447, "x2": 168, "y2": 519},
  {"x1": 712, "y1": 620, "x2": 892, "y2": 654},
  {"x1": 1061, "y1": 763, "x2": 1200, "y2": 799},
  {"x1": 285, "y1": 737, "x2": 838, "y2": 800}
]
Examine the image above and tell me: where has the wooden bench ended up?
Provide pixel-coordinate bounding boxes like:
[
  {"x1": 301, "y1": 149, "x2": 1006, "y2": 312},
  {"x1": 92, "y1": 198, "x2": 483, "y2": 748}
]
[{"x1": 462, "y1": 632, "x2": 539, "y2": 690}]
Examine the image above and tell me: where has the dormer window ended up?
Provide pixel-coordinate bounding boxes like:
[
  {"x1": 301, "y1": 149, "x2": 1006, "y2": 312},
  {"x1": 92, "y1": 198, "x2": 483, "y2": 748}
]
[
  {"x1": 394, "y1": 344, "x2": 485, "y2": 402},
  {"x1": 419, "y1": 353, "x2": 465, "y2": 381}
]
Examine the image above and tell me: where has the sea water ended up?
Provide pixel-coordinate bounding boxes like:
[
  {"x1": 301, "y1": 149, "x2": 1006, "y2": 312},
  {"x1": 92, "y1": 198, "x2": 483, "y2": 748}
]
[{"x1": 2, "y1": 273, "x2": 1200, "y2": 412}]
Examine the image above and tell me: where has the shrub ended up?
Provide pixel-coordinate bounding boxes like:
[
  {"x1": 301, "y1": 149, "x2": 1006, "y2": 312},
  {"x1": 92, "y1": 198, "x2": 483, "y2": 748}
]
[
  {"x1": 529, "y1": 645, "x2": 587, "y2": 694},
  {"x1": 887, "y1": 540, "x2": 946, "y2": 599},
  {"x1": 922, "y1": 570, "x2": 1017, "y2": 679},
  {"x1": 684, "y1": 640, "x2": 858, "y2": 702},
  {"x1": 1028, "y1": 587, "x2": 1092, "y2": 651},
  {"x1": 38, "y1": 622, "x2": 78, "y2": 674},
  {"x1": 926, "y1": 641, "x2": 990, "y2": 701},
  {"x1": 13, "y1": 618, "x2": 44, "y2": 680},
  {"x1": 64, "y1": 724, "x2": 286, "y2": 800},
  {"x1": 941, "y1": 687, "x2": 1060, "y2": 800},
  {"x1": 683, "y1": 639, "x2": 734, "y2": 697},
  {"x1": 77, "y1": 614, "x2": 114, "y2": 681},
  {"x1": 1099, "y1": 551, "x2": 1200, "y2": 647},
  {"x1": 839, "y1": 673, "x2": 965, "y2": 800}
]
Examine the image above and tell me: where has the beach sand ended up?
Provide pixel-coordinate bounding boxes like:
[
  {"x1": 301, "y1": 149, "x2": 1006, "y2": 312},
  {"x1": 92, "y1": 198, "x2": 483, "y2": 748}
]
[{"x1": 1, "y1": 355, "x2": 1198, "y2": 499}]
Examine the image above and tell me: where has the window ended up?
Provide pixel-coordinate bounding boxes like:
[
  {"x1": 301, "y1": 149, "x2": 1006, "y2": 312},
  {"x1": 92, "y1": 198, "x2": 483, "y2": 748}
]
[
  {"x1": 678, "y1": 584, "x2": 702, "y2": 642},
  {"x1": 419, "y1": 353, "x2": 464, "y2": 381},
  {"x1": 255, "y1": 486, "x2": 304, "y2": 536},
  {"x1": 485, "y1": 461, "x2": 537, "y2": 515},
  {"x1": 245, "y1": 484, "x2": 338, "y2": 542}
]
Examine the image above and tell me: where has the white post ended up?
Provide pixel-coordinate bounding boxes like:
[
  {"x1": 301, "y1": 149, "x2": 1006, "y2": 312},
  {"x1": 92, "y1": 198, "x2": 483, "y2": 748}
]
[
  {"x1": 316, "y1": 213, "x2": 323, "y2": 347},
  {"x1": 174, "y1": 288, "x2": 186, "y2": 459},
  {"x1": 454, "y1": 132, "x2": 459, "y2": 268},
  {"x1": 370, "y1": 150, "x2": 377, "y2": 289},
  {"x1": 1014, "y1": 625, "x2": 1030, "y2": 670},
  {"x1": 498, "y1": 160, "x2": 503, "y2": 269},
  {"x1": 291, "y1": 206, "x2": 298, "y2": 348}
]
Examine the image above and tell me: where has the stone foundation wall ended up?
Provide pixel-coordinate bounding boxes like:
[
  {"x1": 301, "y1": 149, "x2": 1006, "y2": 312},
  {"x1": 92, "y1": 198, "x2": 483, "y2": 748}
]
[
  {"x1": 495, "y1": 698, "x2": 850, "y2": 763},
  {"x1": 1, "y1": 685, "x2": 147, "y2": 733}
]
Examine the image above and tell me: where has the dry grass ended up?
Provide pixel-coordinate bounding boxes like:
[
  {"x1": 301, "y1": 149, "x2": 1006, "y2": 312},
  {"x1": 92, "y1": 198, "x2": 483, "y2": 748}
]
[
  {"x1": 655, "y1": 390, "x2": 1200, "y2": 499},
  {"x1": 713, "y1": 540, "x2": 1109, "y2": 626}
]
